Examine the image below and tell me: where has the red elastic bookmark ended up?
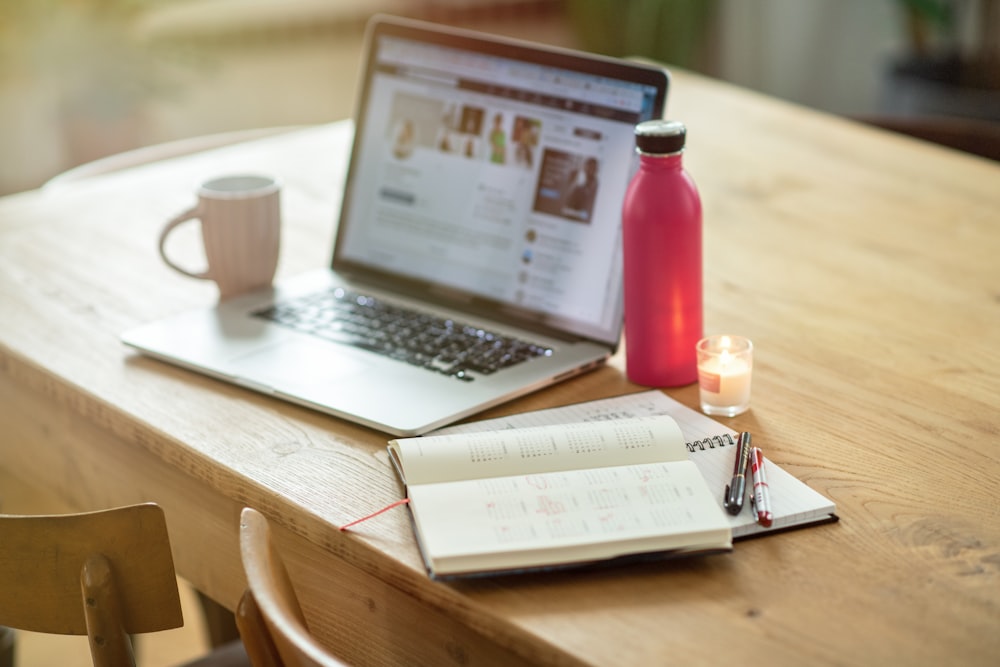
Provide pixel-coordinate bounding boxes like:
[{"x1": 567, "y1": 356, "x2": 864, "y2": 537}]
[{"x1": 339, "y1": 498, "x2": 410, "y2": 531}]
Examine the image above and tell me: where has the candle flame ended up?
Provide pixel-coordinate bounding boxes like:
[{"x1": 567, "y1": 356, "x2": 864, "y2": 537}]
[{"x1": 720, "y1": 349, "x2": 732, "y2": 368}]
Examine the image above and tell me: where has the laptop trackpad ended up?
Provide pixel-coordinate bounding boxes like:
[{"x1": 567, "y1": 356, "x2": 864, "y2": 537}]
[{"x1": 230, "y1": 339, "x2": 370, "y2": 391}]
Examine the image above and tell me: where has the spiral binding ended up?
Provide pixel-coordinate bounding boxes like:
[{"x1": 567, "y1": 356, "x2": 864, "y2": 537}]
[{"x1": 685, "y1": 433, "x2": 737, "y2": 453}]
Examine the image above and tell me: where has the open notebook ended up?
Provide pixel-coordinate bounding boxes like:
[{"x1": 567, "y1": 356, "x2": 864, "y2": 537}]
[{"x1": 389, "y1": 415, "x2": 734, "y2": 578}]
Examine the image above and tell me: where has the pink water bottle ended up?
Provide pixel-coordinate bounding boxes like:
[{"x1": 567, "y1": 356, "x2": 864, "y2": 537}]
[{"x1": 621, "y1": 119, "x2": 702, "y2": 386}]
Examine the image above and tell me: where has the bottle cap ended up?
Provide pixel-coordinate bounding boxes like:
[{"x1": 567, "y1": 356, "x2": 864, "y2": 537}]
[{"x1": 634, "y1": 120, "x2": 686, "y2": 154}]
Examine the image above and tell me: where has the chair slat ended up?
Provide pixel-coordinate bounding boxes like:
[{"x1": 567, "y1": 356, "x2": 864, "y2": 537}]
[{"x1": 0, "y1": 503, "x2": 183, "y2": 635}]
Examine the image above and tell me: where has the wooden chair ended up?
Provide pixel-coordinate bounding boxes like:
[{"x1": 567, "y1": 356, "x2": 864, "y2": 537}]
[
  {"x1": 0, "y1": 503, "x2": 248, "y2": 667},
  {"x1": 235, "y1": 508, "x2": 350, "y2": 667}
]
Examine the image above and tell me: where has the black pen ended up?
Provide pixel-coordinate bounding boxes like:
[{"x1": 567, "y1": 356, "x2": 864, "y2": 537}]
[{"x1": 723, "y1": 432, "x2": 752, "y2": 515}]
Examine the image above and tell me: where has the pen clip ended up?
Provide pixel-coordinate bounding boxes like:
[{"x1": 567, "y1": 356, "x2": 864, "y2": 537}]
[{"x1": 722, "y1": 484, "x2": 732, "y2": 509}]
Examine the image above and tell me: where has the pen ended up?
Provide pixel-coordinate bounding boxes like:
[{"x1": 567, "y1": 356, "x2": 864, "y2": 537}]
[
  {"x1": 750, "y1": 446, "x2": 774, "y2": 527},
  {"x1": 724, "y1": 432, "x2": 752, "y2": 515}
]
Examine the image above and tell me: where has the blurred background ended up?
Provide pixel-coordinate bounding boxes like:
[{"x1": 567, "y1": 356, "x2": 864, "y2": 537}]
[{"x1": 2, "y1": 0, "x2": 998, "y2": 196}]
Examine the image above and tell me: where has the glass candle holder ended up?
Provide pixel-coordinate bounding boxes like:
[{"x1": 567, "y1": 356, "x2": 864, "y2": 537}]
[{"x1": 696, "y1": 335, "x2": 753, "y2": 417}]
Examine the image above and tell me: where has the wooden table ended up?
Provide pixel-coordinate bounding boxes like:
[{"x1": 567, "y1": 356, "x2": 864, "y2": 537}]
[{"x1": 2, "y1": 69, "x2": 998, "y2": 667}]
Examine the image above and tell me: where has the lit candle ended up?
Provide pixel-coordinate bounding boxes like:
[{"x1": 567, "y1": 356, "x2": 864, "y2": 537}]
[{"x1": 696, "y1": 335, "x2": 753, "y2": 417}]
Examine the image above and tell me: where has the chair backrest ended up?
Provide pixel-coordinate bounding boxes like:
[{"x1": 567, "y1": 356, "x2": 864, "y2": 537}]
[
  {"x1": 0, "y1": 503, "x2": 183, "y2": 667},
  {"x1": 236, "y1": 508, "x2": 350, "y2": 667}
]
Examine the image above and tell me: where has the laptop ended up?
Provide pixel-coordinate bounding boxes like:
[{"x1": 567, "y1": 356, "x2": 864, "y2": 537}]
[{"x1": 122, "y1": 15, "x2": 669, "y2": 436}]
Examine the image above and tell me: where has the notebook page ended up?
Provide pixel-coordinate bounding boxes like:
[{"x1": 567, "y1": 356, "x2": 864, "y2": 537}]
[
  {"x1": 433, "y1": 390, "x2": 683, "y2": 433},
  {"x1": 390, "y1": 416, "x2": 688, "y2": 485},
  {"x1": 433, "y1": 390, "x2": 728, "y2": 439}
]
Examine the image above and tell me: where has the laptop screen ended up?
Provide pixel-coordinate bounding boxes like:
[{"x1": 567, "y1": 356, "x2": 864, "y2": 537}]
[{"x1": 334, "y1": 17, "x2": 668, "y2": 346}]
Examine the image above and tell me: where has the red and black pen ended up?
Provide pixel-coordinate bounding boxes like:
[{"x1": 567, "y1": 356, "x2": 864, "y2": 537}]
[{"x1": 750, "y1": 446, "x2": 774, "y2": 527}]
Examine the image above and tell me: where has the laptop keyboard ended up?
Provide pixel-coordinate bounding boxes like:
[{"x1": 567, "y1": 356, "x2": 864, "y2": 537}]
[{"x1": 252, "y1": 287, "x2": 552, "y2": 382}]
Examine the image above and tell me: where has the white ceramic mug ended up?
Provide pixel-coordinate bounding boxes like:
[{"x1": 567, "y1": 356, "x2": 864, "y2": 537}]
[{"x1": 158, "y1": 174, "x2": 281, "y2": 299}]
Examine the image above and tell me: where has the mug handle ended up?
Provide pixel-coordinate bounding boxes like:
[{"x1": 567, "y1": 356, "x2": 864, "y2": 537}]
[{"x1": 158, "y1": 206, "x2": 211, "y2": 280}]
